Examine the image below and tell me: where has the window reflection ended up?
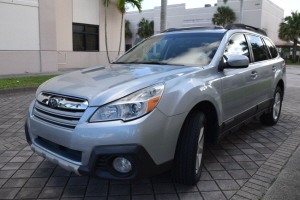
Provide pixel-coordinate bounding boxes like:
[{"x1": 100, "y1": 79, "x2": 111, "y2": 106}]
[
  {"x1": 117, "y1": 33, "x2": 224, "y2": 67},
  {"x1": 248, "y1": 35, "x2": 269, "y2": 62},
  {"x1": 224, "y1": 34, "x2": 250, "y2": 60},
  {"x1": 264, "y1": 39, "x2": 278, "y2": 58}
]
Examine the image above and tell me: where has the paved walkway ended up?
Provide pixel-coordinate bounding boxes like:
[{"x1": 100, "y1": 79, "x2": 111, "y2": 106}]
[
  {"x1": 0, "y1": 66, "x2": 299, "y2": 199},
  {"x1": 264, "y1": 141, "x2": 300, "y2": 200}
]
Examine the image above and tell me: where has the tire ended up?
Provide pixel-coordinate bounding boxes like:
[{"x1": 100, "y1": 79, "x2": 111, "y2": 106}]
[
  {"x1": 260, "y1": 87, "x2": 283, "y2": 126},
  {"x1": 171, "y1": 110, "x2": 206, "y2": 185}
]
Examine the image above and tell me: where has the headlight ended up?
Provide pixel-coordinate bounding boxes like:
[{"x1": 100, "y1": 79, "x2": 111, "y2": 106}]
[{"x1": 90, "y1": 83, "x2": 165, "y2": 122}]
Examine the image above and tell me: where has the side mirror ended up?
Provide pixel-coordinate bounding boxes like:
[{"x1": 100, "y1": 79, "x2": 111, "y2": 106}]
[{"x1": 226, "y1": 55, "x2": 249, "y2": 69}]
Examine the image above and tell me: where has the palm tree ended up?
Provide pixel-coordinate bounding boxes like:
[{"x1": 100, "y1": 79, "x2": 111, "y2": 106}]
[
  {"x1": 279, "y1": 11, "x2": 300, "y2": 63},
  {"x1": 137, "y1": 18, "x2": 154, "y2": 38},
  {"x1": 212, "y1": 6, "x2": 236, "y2": 27},
  {"x1": 103, "y1": 0, "x2": 110, "y2": 63},
  {"x1": 117, "y1": 0, "x2": 143, "y2": 56},
  {"x1": 125, "y1": 20, "x2": 132, "y2": 39},
  {"x1": 222, "y1": 0, "x2": 244, "y2": 23},
  {"x1": 160, "y1": 0, "x2": 167, "y2": 32}
]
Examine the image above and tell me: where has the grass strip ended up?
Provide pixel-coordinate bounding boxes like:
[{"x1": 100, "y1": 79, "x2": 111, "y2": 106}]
[
  {"x1": 286, "y1": 60, "x2": 300, "y2": 65},
  {"x1": 0, "y1": 75, "x2": 59, "y2": 89}
]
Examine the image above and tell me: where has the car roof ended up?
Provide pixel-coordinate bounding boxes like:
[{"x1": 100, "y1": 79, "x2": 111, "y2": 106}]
[
  {"x1": 160, "y1": 29, "x2": 227, "y2": 35},
  {"x1": 160, "y1": 24, "x2": 267, "y2": 37}
]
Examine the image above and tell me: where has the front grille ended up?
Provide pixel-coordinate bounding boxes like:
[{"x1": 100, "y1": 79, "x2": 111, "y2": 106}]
[{"x1": 33, "y1": 93, "x2": 88, "y2": 130}]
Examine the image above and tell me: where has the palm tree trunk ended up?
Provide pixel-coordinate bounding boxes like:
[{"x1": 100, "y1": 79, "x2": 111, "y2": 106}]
[
  {"x1": 118, "y1": 13, "x2": 124, "y2": 56},
  {"x1": 105, "y1": 1, "x2": 110, "y2": 63},
  {"x1": 160, "y1": 0, "x2": 167, "y2": 32},
  {"x1": 239, "y1": 0, "x2": 244, "y2": 23},
  {"x1": 292, "y1": 39, "x2": 297, "y2": 63}
]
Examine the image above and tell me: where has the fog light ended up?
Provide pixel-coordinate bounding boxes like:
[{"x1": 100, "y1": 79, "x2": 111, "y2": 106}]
[{"x1": 112, "y1": 157, "x2": 132, "y2": 173}]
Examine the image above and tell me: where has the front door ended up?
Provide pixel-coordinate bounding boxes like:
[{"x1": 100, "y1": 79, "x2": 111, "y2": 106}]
[{"x1": 220, "y1": 33, "x2": 259, "y2": 131}]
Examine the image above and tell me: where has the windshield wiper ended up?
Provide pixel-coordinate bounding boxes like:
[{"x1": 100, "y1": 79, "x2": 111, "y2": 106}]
[
  {"x1": 113, "y1": 61, "x2": 185, "y2": 66},
  {"x1": 131, "y1": 61, "x2": 185, "y2": 66},
  {"x1": 112, "y1": 62, "x2": 133, "y2": 64}
]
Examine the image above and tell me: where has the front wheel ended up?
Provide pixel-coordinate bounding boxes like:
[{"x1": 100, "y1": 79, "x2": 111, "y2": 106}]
[
  {"x1": 171, "y1": 110, "x2": 206, "y2": 185},
  {"x1": 260, "y1": 87, "x2": 283, "y2": 125}
]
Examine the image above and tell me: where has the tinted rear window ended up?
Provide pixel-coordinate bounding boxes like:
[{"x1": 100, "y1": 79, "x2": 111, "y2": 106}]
[
  {"x1": 264, "y1": 39, "x2": 278, "y2": 59},
  {"x1": 248, "y1": 35, "x2": 269, "y2": 62}
]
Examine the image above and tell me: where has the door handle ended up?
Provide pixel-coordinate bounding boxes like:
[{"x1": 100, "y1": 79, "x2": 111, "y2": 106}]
[
  {"x1": 272, "y1": 65, "x2": 277, "y2": 72},
  {"x1": 250, "y1": 71, "x2": 258, "y2": 79}
]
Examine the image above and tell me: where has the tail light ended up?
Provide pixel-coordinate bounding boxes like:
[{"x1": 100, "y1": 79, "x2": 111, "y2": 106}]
[{"x1": 282, "y1": 59, "x2": 286, "y2": 66}]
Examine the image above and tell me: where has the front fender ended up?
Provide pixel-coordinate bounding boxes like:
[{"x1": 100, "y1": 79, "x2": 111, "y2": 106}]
[{"x1": 157, "y1": 66, "x2": 223, "y2": 126}]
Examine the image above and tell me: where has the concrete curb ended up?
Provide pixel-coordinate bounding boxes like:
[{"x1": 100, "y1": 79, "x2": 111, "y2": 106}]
[
  {"x1": 263, "y1": 131, "x2": 300, "y2": 200},
  {"x1": 0, "y1": 86, "x2": 38, "y2": 96},
  {"x1": 231, "y1": 118, "x2": 300, "y2": 200}
]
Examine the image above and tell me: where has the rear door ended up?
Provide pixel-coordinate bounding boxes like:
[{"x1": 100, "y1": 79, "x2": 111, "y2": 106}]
[
  {"x1": 263, "y1": 38, "x2": 281, "y2": 92},
  {"x1": 246, "y1": 34, "x2": 274, "y2": 112}
]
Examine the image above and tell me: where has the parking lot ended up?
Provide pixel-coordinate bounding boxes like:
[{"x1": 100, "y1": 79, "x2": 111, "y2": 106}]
[{"x1": 0, "y1": 66, "x2": 299, "y2": 200}]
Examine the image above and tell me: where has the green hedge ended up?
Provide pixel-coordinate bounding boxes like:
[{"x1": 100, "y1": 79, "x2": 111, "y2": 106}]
[{"x1": 289, "y1": 55, "x2": 300, "y2": 61}]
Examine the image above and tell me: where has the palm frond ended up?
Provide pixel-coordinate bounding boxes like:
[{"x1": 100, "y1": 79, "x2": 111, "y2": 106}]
[{"x1": 212, "y1": 6, "x2": 236, "y2": 27}]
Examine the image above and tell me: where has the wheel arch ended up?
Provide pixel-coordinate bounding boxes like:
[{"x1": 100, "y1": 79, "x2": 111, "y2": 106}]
[
  {"x1": 193, "y1": 101, "x2": 220, "y2": 144},
  {"x1": 177, "y1": 100, "x2": 220, "y2": 145},
  {"x1": 277, "y1": 79, "x2": 285, "y2": 96}
]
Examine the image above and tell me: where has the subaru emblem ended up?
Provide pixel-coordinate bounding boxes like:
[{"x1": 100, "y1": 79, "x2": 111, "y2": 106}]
[{"x1": 48, "y1": 98, "x2": 59, "y2": 108}]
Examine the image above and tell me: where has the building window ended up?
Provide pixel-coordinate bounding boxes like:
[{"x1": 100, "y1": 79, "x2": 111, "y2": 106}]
[
  {"x1": 125, "y1": 44, "x2": 132, "y2": 51},
  {"x1": 73, "y1": 23, "x2": 99, "y2": 51}
]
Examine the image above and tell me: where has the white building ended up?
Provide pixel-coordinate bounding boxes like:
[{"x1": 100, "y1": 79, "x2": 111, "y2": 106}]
[
  {"x1": 125, "y1": 0, "x2": 284, "y2": 49},
  {"x1": 0, "y1": 0, "x2": 124, "y2": 75}
]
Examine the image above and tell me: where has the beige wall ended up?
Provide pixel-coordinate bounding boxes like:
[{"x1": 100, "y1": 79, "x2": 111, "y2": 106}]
[
  {"x1": 58, "y1": 52, "x2": 109, "y2": 68},
  {"x1": 0, "y1": 51, "x2": 40, "y2": 74},
  {"x1": 57, "y1": 0, "x2": 124, "y2": 69},
  {"x1": 0, "y1": 2, "x2": 39, "y2": 50},
  {"x1": 0, "y1": 0, "x2": 40, "y2": 74},
  {"x1": 0, "y1": 0, "x2": 38, "y2": 6},
  {"x1": 99, "y1": 0, "x2": 123, "y2": 53},
  {"x1": 73, "y1": 0, "x2": 99, "y2": 25},
  {"x1": 56, "y1": 0, "x2": 73, "y2": 51},
  {"x1": 261, "y1": 0, "x2": 284, "y2": 43},
  {"x1": 0, "y1": 0, "x2": 127, "y2": 75},
  {"x1": 39, "y1": 0, "x2": 58, "y2": 72}
]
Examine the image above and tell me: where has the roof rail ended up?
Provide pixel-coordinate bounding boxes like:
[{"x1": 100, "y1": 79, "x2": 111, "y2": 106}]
[
  {"x1": 162, "y1": 26, "x2": 224, "y2": 33},
  {"x1": 225, "y1": 23, "x2": 267, "y2": 36}
]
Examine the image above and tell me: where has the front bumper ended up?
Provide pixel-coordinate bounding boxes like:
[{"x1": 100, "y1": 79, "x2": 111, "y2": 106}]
[
  {"x1": 27, "y1": 129, "x2": 172, "y2": 180},
  {"x1": 78, "y1": 144, "x2": 173, "y2": 180},
  {"x1": 25, "y1": 100, "x2": 187, "y2": 180}
]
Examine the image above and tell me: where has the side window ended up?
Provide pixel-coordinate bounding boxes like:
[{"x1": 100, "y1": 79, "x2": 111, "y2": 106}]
[
  {"x1": 264, "y1": 39, "x2": 278, "y2": 59},
  {"x1": 248, "y1": 35, "x2": 269, "y2": 62},
  {"x1": 224, "y1": 34, "x2": 250, "y2": 60}
]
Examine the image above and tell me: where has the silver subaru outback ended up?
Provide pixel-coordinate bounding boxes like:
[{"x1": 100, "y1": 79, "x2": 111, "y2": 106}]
[{"x1": 25, "y1": 24, "x2": 286, "y2": 185}]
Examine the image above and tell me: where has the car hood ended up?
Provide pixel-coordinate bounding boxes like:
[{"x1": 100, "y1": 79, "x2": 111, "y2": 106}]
[{"x1": 37, "y1": 64, "x2": 199, "y2": 106}]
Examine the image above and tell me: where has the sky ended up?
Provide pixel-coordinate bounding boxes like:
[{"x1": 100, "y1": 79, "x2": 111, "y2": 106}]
[{"x1": 127, "y1": 0, "x2": 300, "y2": 17}]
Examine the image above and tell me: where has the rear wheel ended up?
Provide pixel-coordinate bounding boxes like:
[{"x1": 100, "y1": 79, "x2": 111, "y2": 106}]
[
  {"x1": 260, "y1": 87, "x2": 283, "y2": 125},
  {"x1": 171, "y1": 110, "x2": 206, "y2": 185}
]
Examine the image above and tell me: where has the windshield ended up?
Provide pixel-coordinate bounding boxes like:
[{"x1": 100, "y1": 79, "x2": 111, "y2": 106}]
[{"x1": 115, "y1": 32, "x2": 224, "y2": 66}]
